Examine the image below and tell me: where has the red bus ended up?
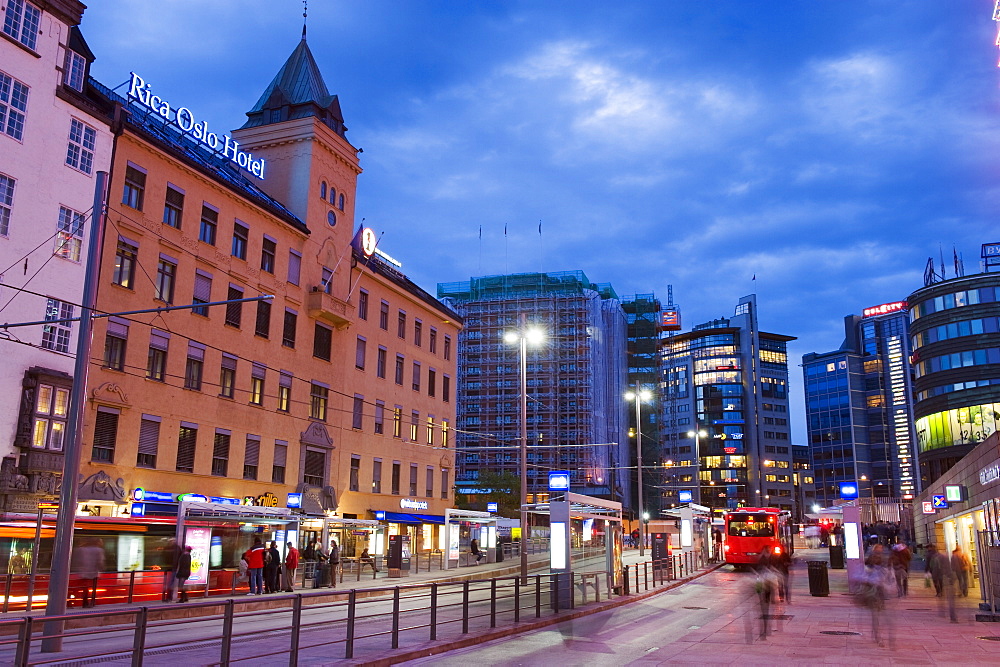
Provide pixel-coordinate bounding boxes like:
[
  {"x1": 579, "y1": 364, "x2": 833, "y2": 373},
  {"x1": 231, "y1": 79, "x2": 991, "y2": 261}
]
[{"x1": 723, "y1": 507, "x2": 792, "y2": 568}]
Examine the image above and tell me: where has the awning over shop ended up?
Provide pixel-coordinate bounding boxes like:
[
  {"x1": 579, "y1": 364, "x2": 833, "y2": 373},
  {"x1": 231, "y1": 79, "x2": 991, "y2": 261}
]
[{"x1": 382, "y1": 512, "x2": 444, "y2": 524}]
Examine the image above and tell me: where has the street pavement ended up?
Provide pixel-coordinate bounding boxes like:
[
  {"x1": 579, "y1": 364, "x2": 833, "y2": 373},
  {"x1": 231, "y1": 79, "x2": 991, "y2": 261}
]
[{"x1": 401, "y1": 548, "x2": 998, "y2": 666}]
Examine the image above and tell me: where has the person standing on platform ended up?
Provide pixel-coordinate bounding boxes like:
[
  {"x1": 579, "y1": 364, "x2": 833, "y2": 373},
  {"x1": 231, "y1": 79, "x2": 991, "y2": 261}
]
[
  {"x1": 264, "y1": 541, "x2": 281, "y2": 593},
  {"x1": 71, "y1": 538, "x2": 106, "y2": 608},
  {"x1": 176, "y1": 546, "x2": 192, "y2": 602},
  {"x1": 328, "y1": 539, "x2": 341, "y2": 587},
  {"x1": 283, "y1": 542, "x2": 299, "y2": 592},
  {"x1": 889, "y1": 542, "x2": 911, "y2": 597},
  {"x1": 245, "y1": 538, "x2": 266, "y2": 595}
]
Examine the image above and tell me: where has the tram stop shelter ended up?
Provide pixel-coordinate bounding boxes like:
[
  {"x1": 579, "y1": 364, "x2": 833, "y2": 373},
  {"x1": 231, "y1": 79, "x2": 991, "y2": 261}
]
[
  {"x1": 444, "y1": 509, "x2": 498, "y2": 568},
  {"x1": 526, "y1": 492, "x2": 623, "y2": 603},
  {"x1": 175, "y1": 501, "x2": 300, "y2": 594}
]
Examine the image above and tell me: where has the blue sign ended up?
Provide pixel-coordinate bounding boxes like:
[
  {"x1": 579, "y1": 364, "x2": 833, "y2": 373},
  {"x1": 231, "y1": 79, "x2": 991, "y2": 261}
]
[
  {"x1": 287, "y1": 493, "x2": 302, "y2": 509},
  {"x1": 132, "y1": 488, "x2": 175, "y2": 503},
  {"x1": 839, "y1": 483, "x2": 859, "y2": 499},
  {"x1": 548, "y1": 471, "x2": 571, "y2": 491},
  {"x1": 208, "y1": 496, "x2": 241, "y2": 505},
  {"x1": 177, "y1": 493, "x2": 209, "y2": 503},
  {"x1": 931, "y1": 495, "x2": 949, "y2": 509},
  {"x1": 487, "y1": 502, "x2": 498, "y2": 512},
  {"x1": 678, "y1": 490, "x2": 693, "y2": 503},
  {"x1": 375, "y1": 511, "x2": 386, "y2": 520},
  {"x1": 130, "y1": 503, "x2": 146, "y2": 517}
]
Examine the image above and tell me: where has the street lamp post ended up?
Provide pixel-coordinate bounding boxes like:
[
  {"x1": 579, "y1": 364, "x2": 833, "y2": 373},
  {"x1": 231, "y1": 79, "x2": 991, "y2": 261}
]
[
  {"x1": 686, "y1": 428, "x2": 707, "y2": 505},
  {"x1": 626, "y1": 389, "x2": 652, "y2": 556},
  {"x1": 505, "y1": 326, "x2": 544, "y2": 582}
]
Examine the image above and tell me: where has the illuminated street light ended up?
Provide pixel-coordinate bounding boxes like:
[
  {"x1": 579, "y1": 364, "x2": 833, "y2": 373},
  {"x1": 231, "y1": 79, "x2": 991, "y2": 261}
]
[
  {"x1": 686, "y1": 428, "x2": 707, "y2": 505},
  {"x1": 626, "y1": 388, "x2": 652, "y2": 555},
  {"x1": 505, "y1": 325, "x2": 544, "y2": 582}
]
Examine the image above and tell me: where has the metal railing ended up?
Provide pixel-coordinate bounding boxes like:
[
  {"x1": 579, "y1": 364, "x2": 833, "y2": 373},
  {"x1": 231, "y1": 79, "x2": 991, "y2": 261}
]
[{"x1": 3, "y1": 552, "x2": 710, "y2": 665}]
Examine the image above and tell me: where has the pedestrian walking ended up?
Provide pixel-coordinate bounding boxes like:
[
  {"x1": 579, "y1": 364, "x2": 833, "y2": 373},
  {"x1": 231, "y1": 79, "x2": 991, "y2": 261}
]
[
  {"x1": 176, "y1": 546, "x2": 192, "y2": 602},
  {"x1": 951, "y1": 547, "x2": 970, "y2": 597},
  {"x1": 71, "y1": 538, "x2": 106, "y2": 608},
  {"x1": 889, "y1": 542, "x2": 911, "y2": 597},
  {"x1": 328, "y1": 539, "x2": 341, "y2": 586},
  {"x1": 245, "y1": 538, "x2": 266, "y2": 595},
  {"x1": 926, "y1": 544, "x2": 957, "y2": 622},
  {"x1": 161, "y1": 537, "x2": 182, "y2": 602},
  {"x1": 860, "y1": 544, "x2": 893, "y2": 646},
  {"x1": 265, "y1": 540, "x2": 281, "y2": 593},
  {"x1": 283, "y1": 542, "x2": 299, "y2": 592},
  {"x1": 754, "y1": 547, "x2": 779, "y2": 639}
]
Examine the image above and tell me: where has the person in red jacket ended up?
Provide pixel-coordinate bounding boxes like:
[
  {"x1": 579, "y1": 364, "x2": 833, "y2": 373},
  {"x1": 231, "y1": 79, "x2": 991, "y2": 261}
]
[
  {"x1": 283, "y1": 542, "x2": 299, "y2": 592},
  {"x1": 244, "y1": 538, "x2": 266, "y2": 595}
]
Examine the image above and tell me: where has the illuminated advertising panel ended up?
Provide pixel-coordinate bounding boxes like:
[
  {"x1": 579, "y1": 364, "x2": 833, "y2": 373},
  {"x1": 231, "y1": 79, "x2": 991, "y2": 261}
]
[
  {"x1": 184, "y1": 526, "x2": 212, "y2": 585},
  {"x1": 661, "y1": 310, "x2": 682, "y2": 331},
  {"x1": 448, "y1": 524, "x2": 460, "y2": 561},
  {"x1": 916, "y1": 403, "x2": 1000, "y2": 453},
  {"x1": 550, "y1": 522, "x2": 568, "y2": 570},
  {"x1": 844, "y1": 523, "x2": 861, "y2": 560}
]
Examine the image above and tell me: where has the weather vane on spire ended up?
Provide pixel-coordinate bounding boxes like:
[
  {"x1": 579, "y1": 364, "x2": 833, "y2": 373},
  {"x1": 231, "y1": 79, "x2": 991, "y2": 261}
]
[{"x1": 302, "y1": 0, "x2": 308, "y2": 39}]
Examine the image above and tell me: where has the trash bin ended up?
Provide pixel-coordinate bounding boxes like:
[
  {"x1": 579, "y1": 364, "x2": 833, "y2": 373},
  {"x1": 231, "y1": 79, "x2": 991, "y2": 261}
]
[
  {"x1": 828, "y1": 544, "x2": 845, "y2": 569},
  {"x1": 807, "y1": 560, "x2": 829, "y2": 597}
]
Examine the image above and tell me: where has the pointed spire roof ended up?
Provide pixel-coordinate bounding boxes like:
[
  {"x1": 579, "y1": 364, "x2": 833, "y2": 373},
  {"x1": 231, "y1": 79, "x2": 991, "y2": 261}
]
[{"x1": 242, "y1": 38, "x2": 347, "y2": 137}]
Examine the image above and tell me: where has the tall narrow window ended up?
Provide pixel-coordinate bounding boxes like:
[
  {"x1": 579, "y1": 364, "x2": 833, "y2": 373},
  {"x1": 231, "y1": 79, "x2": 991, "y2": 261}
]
[
  {"x1": 395, "y1": 354, "x2": 404, "y2": 385},
  {"x1": 54, "y1": 206, "x2": 84, "y2": 261},
  {"x1": 41, "y1": 298, "x2": 73, "y2": 353},
  {"x1": 391, "y1": 462, "x2": 401, "y2": 495},
  {"x1": 255, "y1": 299, "x2": 271, "y2": 338},
  {"x1": 243, "y1": 435, "x2": 260, "y2": 480},
  {"x1": 321, "y1": 266, "x2": 333, "y2": 294},
  {"x1": 352, "y1": 395, "x2": 364, "y2": 429},
  {"x1": 372, "y1": 459, "x2": 382, "y2": 493},
  {"x1": 162, "y1": 185, "x2": 184, "y2": 228},
  {"x1": 231, "y1": 221, "x2": 248, "y2": 260},
  {"x1": 410, "y1": 411, "x2": 419, "y2": 441},
  {"x1": 358, "y1": 289, "x2": 369, "y2": 320},
  {"x1": 63, "y1": 48, "x2": 86, "y2": 91},
  {"x1": 0, "y1": 173, "x2": 13, "y2": 235},
  {"x1": 393, "y1": 406, "x2": 402, "y2": 438},
  {"x1": 397, "y1": 310, "x2": 406, "y2": 338},
  {"x1": 350, "y1": 456, "x2": 360, "y2": 492},
  {"x1": 272, "y1": 441, "x2": 287, "y2": 483},
  {"x1": 441, "y1": 420, "x2": 449, "y2": 448},
  {"x1": 31, "y1": 383, "x2": 69, "y2": 451},
  {"x1": 122, "y1": 165, "x2": 146, "y2": 210},
  {"x1": 426, "y1": 416, "x2": 434, "y2": 445},
  {"x1": 377, "y1": 347, "x2": 387, "y2": 379},
  {"x1": 146, "y1": 330, "x2": 169, "y2": 382},
  {"x1": 426, "y1": 466, "x2": 434, "y2": 499},
  {"x1": 379, "y1": 301, "x2": 389, "y2": 330},
  {"x1": 429, "y1": 328, "x2": 437, "y2": 354},
  {"x1": 220, "y1": 354, "x2": 237, "y2": 398},
  {"x1": 313, "y1": 323, "x2": 332, "y2": 361},
  {"x1": 176, "y1": 423, "x2": 197, "y2": 473},
  {"x1": 287, "y1": 249, "x2": 301, "y2": 286},
  {"x1": 103, "y1": 319, "x2": 128, "y2": 370},
  {"x1": 282, "y1": 309, "x2": 297, "y2": 348},
  {"x1": 414, "y1": 320, "x2": 422, "y2": 347},
  {"x1": 199, "y1": 205, "x2": 218, "y2": 245},
  {"x1": 374, "y1": 400, "x2": 385, "y2": 434},
  {"x1": 250, "y1": 363, "x2": 266, "y2": 405},
  {"x1": 0, "y1": 70, "x2": 29, "y2": 141},
  {"x1": 65, "y1": 119, "x2": 96, "y2": 174},
  {"x1": 441, "y1": 469, "x2": 449, "y2": 499},
  {"x1": 304, "y1": 449, "x2": 325, "y2": 486},
  {"x1": 412, "y1": 361, "x2": 421, "y2": 392},
  {"x1": 442, "y1": 375, "x2": 451, "y2": 403},
  {"x1": 2, "y1": 0, "x2": 41, "y2": 50},
  {"x1": 261, "y1": 236, "x2": 276, "y2": 273},
  {"x1": 355, "y1": 336, "x2": 366, "y2": 370},
  {"x1": 185, "y1": 342, "x2": 205, "y2": 390},
  {"x1": 91, "y1": 407, "x2": 119, "y2": 463},
  {"x1": 444, "y1": 335, "x2": 452, "y2": 361},
  {"x1": 428, "y1": 369, "x2": 436, "y2": 398},
  {"x1": 409, "y1": 463, "x2": 418, "y2": 496},
  {"x1": 192, "y1": 270, "x2": 212, "y2": 317},
  {"x1": 310, "y1": 382, "x2": 328, "y2": 421},
  {"x1": 112, "y1": 239, "x2": 137, "y2": 288},
  {"x1": 225, "y1": 285, "x2": 243, "y2": 328},
  {"x1": 155, "y1": 256, "x2": 176, "y2": 303},
  {"x1": 137, "y1": 416, "x2": 160, "y2": 468},
  {"x1": 278, "y1": 372, "x2": 292, "y2": 412},
  {"x1": 212, "y1": 430, "x2": 231, "y2": 477}
]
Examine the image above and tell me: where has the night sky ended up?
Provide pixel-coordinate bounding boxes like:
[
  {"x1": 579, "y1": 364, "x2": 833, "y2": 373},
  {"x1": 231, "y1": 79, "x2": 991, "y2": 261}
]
[{"x1": 80, "y1": 1, "x2": 1000, "y2": 430}]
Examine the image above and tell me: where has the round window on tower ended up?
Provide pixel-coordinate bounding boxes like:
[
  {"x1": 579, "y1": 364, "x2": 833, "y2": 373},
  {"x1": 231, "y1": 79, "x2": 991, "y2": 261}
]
[{"x1": 327, "y1": 211, "x2": 336, "y2": 227}]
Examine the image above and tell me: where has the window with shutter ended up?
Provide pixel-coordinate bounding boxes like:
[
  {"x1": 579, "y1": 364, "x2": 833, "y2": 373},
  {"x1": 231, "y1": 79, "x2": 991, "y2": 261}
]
[
  {"x1": 255, "y1": 300, "x2": 271, "y2": 338},
  {"x1": 176, "y1": 424, "x2": 197, "y2": 473},
  {"x1": 313, "y1": 323, "x2": 332, "y2": 361},
  {"x1": 137, "y1": 416, "x2": 160, "y2": 468},
  {"x1": 303, "y1": 449, "x2": 325, "y2": 486},
  {"x1": 192, "y1": 270, "x2": 212, "y2": 316},
  {"x1": 272, "y1": 440, "x2": 287, "y2": 483},
  {"x1": 220, "y1": 354, "x2": 237, "y2": 399},
  {"x1": 91, "y1": 408, "x2": 119, "y2": 462},
  {"x1": 244, "y1": 436, "x2": 260, "y2": 480},
  {"x1": 282, "y1": 310, "x2": 297, "y2": 348},
  {"x1": 225, "y1": 285, "x2": 243, "y2": 328},
  {"x1": 355, "y1": 336, "x2": 366, "y2": 369},
  {"x1": 212, "y1": 431, "x2": 231, "y2": 477}
]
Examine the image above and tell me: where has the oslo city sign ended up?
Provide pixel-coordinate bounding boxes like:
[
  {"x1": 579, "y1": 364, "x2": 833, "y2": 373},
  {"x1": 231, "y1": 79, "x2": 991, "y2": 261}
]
[{"x1": 128, "y1": 72, "x2": 266, "y2": 179}]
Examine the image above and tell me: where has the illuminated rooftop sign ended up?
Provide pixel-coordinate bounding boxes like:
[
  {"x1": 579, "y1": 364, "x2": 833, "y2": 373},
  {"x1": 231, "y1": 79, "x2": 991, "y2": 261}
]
[
  {"x1": 128, "y1": 72, "x2": 266, "y2": 179},
  {"x1": 863, "y1": 301, "x2": 907, "y2": 318}
]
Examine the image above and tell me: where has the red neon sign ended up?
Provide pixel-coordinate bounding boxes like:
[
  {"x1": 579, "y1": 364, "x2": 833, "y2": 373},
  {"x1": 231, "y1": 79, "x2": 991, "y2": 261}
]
[{"x1": 863, "y1": 301, "x2": 906, "y2": 318}]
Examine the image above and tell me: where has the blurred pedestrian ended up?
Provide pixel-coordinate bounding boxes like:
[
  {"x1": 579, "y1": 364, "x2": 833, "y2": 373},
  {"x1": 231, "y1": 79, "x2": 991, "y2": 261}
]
[
  {"x1": 774, "y1": 547, "x2": 792, "y2": 603},
  {"x1": 754, "y1": 547, "x2": 779, "y2": 639},
  {"x1": 283, "y1": 542, "x2": 299, "y2": 592},
  {"x1": 925, "y1": 544, "x2": 944, "y2": 596},
  {"x1": 244, "y1": 538, "x2": 266, "y2": 595},
  {"x1": 860, "y1": 544, "x2": 893, "y2": 646},
  {"x1": 161, "y1": 537, "x2": 182, "y2": 602},
  {"x1": 926, "y1": 544, "x2": 957, "y2": 622},
  {"x1": 71, "y1": 538, "x2": 105, "y2": 608},
  {"x1": 265, "y1": 540, "x2": 281, "y2": 593},
  {"x1": 889, "y1": 543, "x2": 911, "y2": 597},
  {"x1": 176, "y1": 546, "x2": 192, "y2": 603},
  {"x1": 951, "y1": 547, "x2": 970, "y2": 597}
]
